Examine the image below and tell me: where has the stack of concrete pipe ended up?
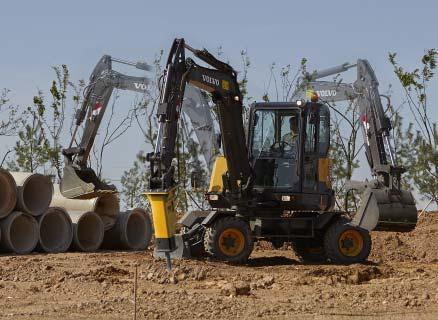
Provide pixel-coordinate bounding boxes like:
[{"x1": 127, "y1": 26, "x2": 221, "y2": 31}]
[
  {"x1": 0, "y1": 170, "x2": 73, "y2": 254},
  {"x1": 51, "y1": 185, "x2": 152, "y2": 252},
  {"x1": 0, "y1": 170, "x2": 152, "y2": 255}
]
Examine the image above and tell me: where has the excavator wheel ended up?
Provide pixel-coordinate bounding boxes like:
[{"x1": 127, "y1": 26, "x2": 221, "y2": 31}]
[
  {"x1": 204, "y1": 216, "x2": 253, "y2": 264},
  {"x1": 324, "y1": 218, "x2": 371, "y2": 264},
  {"x1": 291, "y1": 236, "x2": 327, "y2": 263}
]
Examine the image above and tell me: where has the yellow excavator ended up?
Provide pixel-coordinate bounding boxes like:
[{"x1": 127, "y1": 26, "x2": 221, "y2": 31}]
[
  {"x1": 144, "y1": 38, "x2": 417, "y2": 269},
  {"x1": 61, "y1": 39, "x2": 417, "y2": 270}
]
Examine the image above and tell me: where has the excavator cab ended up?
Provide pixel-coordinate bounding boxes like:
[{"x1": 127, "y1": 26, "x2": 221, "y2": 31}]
[{"x1": 245, "y1": 101, "x2": 333, "y2": 211}]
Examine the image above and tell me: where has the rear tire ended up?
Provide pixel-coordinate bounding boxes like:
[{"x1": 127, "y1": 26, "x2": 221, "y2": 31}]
[
  {"x1": 204, "y1": 216, "x2": 253, "y2": 264},
  {"x1": 324, "y1": 218, "x2": 371, "y2": 264},
  {"x1": 291, "y1": 237, "x2": 327, "y2": 263}
]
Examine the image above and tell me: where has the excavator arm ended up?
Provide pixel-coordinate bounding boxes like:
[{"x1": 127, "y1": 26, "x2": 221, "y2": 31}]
[
  {"x1": 60, "y1": 55, "x2": 150, "y2": 199},
  {"x1": 145, "y1": 38, "x2": 252, "y2": 268},
  {"x1": 292, "y1": 60, "x2": 417, "y2": 231},
  {"x1": 147, "y1": 38, "x2": 251, "y2": 194}
]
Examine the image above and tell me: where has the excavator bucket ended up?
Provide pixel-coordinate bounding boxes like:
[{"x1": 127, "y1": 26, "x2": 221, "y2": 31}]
[
  {"x1": 60, "y1": 165, "x2": 117, "y2": 199},
  {"x1": 351, "y1": 187, "x2": 417, "y2": 232}
]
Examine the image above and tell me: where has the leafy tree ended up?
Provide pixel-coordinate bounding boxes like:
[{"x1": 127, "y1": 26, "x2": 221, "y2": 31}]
[
  {"x1": 389, "y1": 49, "x2": 438, "y2": 206},
  {"x1": 8, "y1": 107, "x2": 51, "y2": 173},
  {"x1": 328, "y1": 99, "x2": 362, "y2": 210},
  {"x1": 120, "y1": 151, "x2": 149, "y2": 209},
  {"x1": 9, "y1": 65, "x2": 84, "y2": 178},
  {"x1": 0, "y1": 88, "x2": 26, "y2": 166},
  {"x1": 0, "y1": 89, "x2": 22, "y2": 137},
  {"x1": 31, "y1": 65, "x2": 72, "y2": 179}
]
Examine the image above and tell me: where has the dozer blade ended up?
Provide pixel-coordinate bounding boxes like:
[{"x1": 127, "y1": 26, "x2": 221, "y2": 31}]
[
  {"x1": 60, "y1": 165, "x2": 117, "y2": 199},
  {"x1": 351, "y1": 187, "x2": 417, "y2": 232}
]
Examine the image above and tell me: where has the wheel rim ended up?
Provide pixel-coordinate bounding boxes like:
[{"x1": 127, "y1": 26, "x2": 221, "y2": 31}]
[
  {"x1": 338, "y1": 229, "x2": 364, "y2": 257},
  {"x1": 218, "y1": 228, "x2": 245, "y2": 257}
]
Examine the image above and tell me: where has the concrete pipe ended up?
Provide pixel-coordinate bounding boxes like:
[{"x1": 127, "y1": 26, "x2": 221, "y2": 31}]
[
  {"x1": 69, "y1": 211, "x2": 104, "y2": 252},
  {"x1": 0, "y1": 169, "x2": 17, "y2": 218},
  {"x1": 37, "y1": 207, "x2": 73, "y2": 253},
  {"x1": 102, "y1": 208, "x2": 152, "y2": 250},
  {"x1": 0, "y1": 211, "x2": 38, "y2": 254},
  {"x1": 10, "y1": 172, "x2": 53, "y2": 216},
  {"x1": 51, "y1": 185, "x2": 119, "y2": 230}
]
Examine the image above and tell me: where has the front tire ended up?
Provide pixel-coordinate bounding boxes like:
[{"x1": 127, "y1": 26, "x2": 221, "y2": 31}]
[
  {"x1": 204, "y1": 216, "x2": 253, "y2": 264},
  {"x1": 324, "y1": 218, "x2": 371, "y2": 264}
]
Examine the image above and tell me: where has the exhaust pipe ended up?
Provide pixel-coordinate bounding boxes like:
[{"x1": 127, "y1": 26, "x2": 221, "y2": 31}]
[
  {"x1": 37, "y1": 207, "x2": 73, "y2": 253},
  {"x1": 0, "y1": 169, "x2": 17, "y2": 218},
  {"x1": 10, "y1": 172, "x2": 53, "y2": 216},
  {"x1": 102, "y1": 208, "x2": 153, "y2": 250},
  {"x1": 69, "y1": 211, "x2": 104, "y2": 252},
  {"x1": 51, "y1": 185, "x2": 119, "y2": 230},
  {"x1": 0, "y1": 211, "x2": 38, "y2": 254}
]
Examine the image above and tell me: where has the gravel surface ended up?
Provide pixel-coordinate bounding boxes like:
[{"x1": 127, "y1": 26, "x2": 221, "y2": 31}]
[{"x1": 0, "y1": 213, "x2": 437, "y2": 319}]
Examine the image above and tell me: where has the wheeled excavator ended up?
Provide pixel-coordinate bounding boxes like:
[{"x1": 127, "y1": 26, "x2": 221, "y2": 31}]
[
  {"x1": 60, "y1": 40, "x2": 417, "y2": 269},
  {"x1": 60, "y1": 54, "x2": 216, "y2": 200},
  {"x1": 144, "y1": 38, "x2": 417, "y2": 269},
  {"x1": 60, "y1": 54, "x2": 151, "y2": 199}
]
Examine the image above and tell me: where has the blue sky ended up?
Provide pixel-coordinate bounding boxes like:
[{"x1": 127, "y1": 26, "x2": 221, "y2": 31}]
[{"x1": 1, "y1": 0, "x2": 437, "y2": 207}]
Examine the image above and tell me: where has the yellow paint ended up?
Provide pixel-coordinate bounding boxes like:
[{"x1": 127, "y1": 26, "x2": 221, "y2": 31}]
[
  {"x1": 144, "y1": 189, "x2": 176, "y2": 239},
  {"x1": 338, "y1": 229, "x2": 364, "y2": 257},
  {"x1": 189, "y1": 80, "x2": 214, "y2": 93},
  {"x1": 306, "y1": 89, "x2": 317, "y2": 100},
  {"x1": 208, "y1": 156, "x2": 228, "y2": 192},
  {"x1": 218, "y1": 228, "x2": 245, "y2": 257},
  {"x1": 221, "y1": 80, "x2": 230, "y2": 91},
  {"x1": 318, "y1": 158, "x2": 332, "y2": 188}
]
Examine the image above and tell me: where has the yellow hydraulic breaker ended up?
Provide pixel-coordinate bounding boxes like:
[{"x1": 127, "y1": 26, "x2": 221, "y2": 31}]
[{"x1": 144, "y1": 189, "x2": 177, "y2": 270}]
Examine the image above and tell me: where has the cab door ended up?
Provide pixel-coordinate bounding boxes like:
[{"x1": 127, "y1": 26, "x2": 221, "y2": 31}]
[
  {"x1": 302, "y1": 108, "x2": 319, "y2": 192},
  {"x1": 302, "y1": 104, "x2": 331, "y2": 194},
  {"x1": 250, "y1": 108, "x2": 301, "y2": 193}
]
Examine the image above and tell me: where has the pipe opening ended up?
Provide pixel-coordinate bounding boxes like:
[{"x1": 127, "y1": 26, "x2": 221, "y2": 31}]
[
  {"x1": 76, "y1": 213, "x2": 103, "y2": 251},
  {"x1": 39, "y1": 209, "x2": 72, "y2": 253},
  {"x1": 0, "y1": 171, "x2": 17, "y2": 218},
  {"x1": 9, "y1": 213, "x2": 38, "y2": 254},
  {"x1": 23, "y1": 176, "x2": 53, "y2": 215},
  {"x1": 126, "y1": 211, "x2": 147, "y2": 249}
]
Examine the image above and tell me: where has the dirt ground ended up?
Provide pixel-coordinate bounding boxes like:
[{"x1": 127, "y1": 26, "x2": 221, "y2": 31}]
[{"x1": 0, "y1": 214, "x2": 437, "y2": 320}]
